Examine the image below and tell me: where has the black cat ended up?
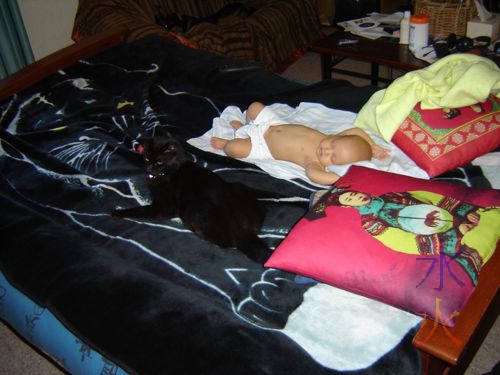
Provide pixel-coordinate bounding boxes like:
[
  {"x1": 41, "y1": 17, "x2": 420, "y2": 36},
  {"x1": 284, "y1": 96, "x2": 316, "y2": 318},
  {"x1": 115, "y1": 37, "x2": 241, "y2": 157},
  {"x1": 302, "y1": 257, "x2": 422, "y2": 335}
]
[{"x1": 112, "y1": 137, "x2": 270, "y2": 262}]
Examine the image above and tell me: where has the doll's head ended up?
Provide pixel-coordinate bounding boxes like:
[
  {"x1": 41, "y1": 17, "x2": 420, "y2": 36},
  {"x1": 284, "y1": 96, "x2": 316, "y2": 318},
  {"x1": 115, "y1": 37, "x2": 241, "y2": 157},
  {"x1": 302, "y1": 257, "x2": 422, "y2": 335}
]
[{"x1": 317, "y1": 135, "x2": 372, "y2": 166}]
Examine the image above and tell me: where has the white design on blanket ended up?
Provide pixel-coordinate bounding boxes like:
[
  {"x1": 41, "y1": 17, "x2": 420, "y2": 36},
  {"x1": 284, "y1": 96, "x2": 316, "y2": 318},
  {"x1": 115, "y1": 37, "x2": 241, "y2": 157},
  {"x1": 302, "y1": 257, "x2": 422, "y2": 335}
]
[{"x1": 188, "y1": 102, "x2": 429, "y2": 185}]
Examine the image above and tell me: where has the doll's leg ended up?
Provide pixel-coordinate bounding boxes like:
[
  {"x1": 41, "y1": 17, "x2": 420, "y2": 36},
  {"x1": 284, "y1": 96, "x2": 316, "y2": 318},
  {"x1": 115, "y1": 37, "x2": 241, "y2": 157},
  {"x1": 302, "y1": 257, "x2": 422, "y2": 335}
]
[
  {"x1": 224, "y1": 137, "x2": 252, "y2": 158},
  {"x1": 211, "y1": 137, "x2": 251, "y2": 158},
  {"x1": 245, "y1": 102, "x2": 265, "y2": 123}
]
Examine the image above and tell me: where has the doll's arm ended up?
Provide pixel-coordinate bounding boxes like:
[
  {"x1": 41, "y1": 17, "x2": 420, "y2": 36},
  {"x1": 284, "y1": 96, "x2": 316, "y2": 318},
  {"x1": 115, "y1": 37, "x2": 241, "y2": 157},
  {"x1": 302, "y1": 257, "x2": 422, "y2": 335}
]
[{"x1": 305, "y1": 162, "x2": 341, "y2": 186}]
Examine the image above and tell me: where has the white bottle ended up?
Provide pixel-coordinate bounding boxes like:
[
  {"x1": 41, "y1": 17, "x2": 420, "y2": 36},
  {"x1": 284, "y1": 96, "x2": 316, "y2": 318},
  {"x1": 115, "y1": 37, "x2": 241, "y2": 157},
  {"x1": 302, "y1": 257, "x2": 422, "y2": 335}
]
[
  {"x1": 409, "y1": 14, "x2": 430, "y2": 52},
  {"x1": 399, "y1": 11, "x2": 410, "y2": 45}
]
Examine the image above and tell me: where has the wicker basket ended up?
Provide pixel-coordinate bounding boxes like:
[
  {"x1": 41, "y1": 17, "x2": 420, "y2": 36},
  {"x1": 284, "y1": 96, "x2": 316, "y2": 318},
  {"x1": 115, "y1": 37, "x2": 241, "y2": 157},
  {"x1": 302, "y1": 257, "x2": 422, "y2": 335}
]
[{"x1": 414, "y1": 0, "x2": 478, "y2": 38}]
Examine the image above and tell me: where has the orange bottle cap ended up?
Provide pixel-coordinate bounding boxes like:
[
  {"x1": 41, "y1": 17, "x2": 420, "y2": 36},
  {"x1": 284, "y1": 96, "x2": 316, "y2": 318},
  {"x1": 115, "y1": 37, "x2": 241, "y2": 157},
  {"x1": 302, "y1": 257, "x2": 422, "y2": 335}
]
[{"x1": 410, "y1": 14, "x2": 429, "y2": 24}]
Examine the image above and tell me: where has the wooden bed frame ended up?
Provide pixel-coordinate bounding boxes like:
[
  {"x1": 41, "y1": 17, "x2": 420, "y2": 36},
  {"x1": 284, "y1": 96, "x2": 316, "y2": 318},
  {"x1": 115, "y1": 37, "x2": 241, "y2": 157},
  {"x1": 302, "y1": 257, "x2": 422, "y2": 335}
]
[
  {"x1": 1, "y1": 28, "x2": 498, "y2": 375},
  {"x1": 414, "y1": 246, "x2": 499, "y2": 375}
]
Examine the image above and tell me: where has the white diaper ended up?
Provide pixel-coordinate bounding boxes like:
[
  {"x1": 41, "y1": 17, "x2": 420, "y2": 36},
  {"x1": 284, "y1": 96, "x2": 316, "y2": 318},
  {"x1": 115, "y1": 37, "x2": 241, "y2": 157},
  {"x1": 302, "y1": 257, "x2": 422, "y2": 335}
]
[{"x1": 235, "y1": 106, "x2": 284, "y2": 160}]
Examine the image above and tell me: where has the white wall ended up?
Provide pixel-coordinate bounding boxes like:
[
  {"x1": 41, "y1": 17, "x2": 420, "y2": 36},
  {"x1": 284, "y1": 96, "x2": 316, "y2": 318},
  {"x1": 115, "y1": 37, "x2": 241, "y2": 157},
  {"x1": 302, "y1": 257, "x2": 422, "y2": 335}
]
[{"x1": 17, "y1": 0, "x2": 79, "y2": 60}]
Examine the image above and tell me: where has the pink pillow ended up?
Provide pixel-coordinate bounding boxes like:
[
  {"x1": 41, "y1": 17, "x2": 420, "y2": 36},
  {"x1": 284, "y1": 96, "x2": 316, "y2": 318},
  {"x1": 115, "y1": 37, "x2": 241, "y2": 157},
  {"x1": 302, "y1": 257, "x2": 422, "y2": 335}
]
[
  {"x1": 392, "y1": 96, "x2": 500, "y2": 177},
  {"x1": 265, "y1": 166, "x2": 500, "y2": 326}
]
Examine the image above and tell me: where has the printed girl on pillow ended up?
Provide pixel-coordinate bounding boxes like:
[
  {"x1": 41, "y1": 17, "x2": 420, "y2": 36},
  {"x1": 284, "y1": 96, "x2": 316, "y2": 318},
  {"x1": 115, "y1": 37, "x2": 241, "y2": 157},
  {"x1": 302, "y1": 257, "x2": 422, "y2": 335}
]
[{"x1": 308, "y1": 187, "x2": 500, "y2": 285}]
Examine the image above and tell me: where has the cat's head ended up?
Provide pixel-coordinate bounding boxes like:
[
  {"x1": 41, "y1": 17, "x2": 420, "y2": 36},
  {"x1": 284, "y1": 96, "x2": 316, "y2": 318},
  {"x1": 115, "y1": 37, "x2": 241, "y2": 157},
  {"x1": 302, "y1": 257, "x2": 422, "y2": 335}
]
[{"x1": 139, "y1": 137, "x2": 186, "y2": 179}]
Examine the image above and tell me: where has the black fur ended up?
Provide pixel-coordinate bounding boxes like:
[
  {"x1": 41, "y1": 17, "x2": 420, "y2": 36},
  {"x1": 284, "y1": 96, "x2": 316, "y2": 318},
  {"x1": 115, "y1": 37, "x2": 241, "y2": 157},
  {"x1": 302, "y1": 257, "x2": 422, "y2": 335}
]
[{"x1": 112, "y1": 137, "x2": 270, "y2": 262}]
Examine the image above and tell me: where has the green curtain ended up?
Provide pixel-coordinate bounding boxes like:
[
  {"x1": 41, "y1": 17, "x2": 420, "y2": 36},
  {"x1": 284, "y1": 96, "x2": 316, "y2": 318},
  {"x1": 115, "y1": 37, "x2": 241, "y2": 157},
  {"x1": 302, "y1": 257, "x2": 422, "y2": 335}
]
[{"x1": 0, "y1": 0, "x2": 34, "y2": 79}]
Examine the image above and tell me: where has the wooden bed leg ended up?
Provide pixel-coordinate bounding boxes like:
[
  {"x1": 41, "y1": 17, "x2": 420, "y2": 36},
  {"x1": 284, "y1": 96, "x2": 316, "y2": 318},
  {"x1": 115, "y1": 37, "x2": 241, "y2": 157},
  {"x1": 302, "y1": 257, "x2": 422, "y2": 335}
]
[{"x1": 420, "y1": 352, "x2": 448, "y2": 375}]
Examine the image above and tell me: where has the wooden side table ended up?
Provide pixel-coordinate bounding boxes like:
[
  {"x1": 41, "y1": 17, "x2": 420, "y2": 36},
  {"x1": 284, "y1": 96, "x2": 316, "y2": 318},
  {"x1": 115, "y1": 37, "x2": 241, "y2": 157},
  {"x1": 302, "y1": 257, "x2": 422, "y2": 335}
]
[{"x1": 309, "y1": 30, "x2": 429, "y2": 85}]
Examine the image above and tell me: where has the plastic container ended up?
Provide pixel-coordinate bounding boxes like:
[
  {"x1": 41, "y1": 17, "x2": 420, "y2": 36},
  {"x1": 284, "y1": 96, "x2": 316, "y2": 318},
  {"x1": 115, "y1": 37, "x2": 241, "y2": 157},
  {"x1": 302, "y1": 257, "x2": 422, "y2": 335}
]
[
  {"x1": 409, "y1": 14, "x2": 430, "y2": 52},
  {"x1": 399, "y1": 11, "x2": 411, "y2": 45}
]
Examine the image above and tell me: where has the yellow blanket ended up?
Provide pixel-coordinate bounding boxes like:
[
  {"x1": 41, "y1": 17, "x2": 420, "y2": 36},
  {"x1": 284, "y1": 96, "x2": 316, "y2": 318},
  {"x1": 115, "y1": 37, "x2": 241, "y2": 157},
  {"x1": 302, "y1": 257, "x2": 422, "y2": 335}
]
[{"x1": 355, "y1": 53, "x2": 500, "y2": 141}]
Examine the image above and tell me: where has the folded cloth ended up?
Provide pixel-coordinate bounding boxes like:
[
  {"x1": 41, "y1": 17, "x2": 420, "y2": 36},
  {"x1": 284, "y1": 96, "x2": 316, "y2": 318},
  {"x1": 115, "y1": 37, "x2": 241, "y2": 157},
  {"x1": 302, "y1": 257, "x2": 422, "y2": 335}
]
[
  {"x1": 188, "y1": 102, "x2": 428, "y2": 185},
  {"x1": 355, "y1": 53, "x2": 500, "y2": 141}
]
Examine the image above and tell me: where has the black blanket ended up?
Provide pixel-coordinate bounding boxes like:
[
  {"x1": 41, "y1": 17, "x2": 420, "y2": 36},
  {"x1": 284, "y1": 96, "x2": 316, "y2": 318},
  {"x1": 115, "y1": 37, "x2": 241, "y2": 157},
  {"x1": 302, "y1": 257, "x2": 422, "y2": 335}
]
[{"x1": 1, "y1": 35, "x2": 488, "y2": 375}]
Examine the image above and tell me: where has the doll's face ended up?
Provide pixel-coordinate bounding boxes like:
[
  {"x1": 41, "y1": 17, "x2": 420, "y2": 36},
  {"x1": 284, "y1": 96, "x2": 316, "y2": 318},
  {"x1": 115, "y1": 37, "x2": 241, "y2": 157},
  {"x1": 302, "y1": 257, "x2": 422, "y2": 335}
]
[
  {"x1": 317, "y1": 135, "x2": 372, "y2": 166},
  {"x1": 317, "y1": 136, "x2": 353, "y2": 166}
]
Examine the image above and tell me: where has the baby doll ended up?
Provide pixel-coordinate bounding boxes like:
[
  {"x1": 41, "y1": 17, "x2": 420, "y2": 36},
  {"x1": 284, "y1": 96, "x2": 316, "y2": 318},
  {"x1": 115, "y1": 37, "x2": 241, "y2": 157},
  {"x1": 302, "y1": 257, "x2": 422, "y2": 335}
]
[{"x1": 211, "y1": 102, "x2": 389, "y2": 185}]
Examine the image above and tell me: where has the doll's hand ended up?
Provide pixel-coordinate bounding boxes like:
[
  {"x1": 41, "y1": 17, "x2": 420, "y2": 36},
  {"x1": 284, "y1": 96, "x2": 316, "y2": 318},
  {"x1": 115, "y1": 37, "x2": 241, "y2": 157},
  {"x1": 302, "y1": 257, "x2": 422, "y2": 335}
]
[{"x1": 371, "y1": 144, "x2": 391, "y2": 160}]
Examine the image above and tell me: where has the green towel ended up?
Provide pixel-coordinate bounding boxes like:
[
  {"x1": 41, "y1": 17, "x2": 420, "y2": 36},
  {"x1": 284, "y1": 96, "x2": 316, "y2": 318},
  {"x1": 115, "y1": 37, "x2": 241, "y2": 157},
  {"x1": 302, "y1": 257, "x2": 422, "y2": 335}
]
[{"x1": 355, "y1": 53, "x2": 500, "y2": 141}]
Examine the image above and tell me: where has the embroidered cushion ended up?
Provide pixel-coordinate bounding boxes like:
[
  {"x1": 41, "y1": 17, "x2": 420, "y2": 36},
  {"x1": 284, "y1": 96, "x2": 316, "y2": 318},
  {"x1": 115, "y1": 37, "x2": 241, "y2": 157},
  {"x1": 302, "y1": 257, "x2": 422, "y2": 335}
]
[{"x1": 391, "y1": 96, "x2": 500, "y2": 177}]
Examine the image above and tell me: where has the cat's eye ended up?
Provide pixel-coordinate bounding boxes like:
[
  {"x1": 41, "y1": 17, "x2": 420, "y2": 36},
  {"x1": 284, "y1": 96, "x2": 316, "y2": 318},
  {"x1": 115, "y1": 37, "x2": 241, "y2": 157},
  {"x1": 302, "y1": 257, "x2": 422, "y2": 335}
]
[{"x1": 144, "y1": 158, "x2": 150, "y2": 162}]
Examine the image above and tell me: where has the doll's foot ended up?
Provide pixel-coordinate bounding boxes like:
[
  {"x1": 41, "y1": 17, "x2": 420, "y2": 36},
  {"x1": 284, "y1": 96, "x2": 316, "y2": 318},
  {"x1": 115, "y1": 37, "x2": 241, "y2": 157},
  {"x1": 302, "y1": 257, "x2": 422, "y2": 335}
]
[
  {"x1": 230, "y1": 120, "x2": 244, "y2": 130},
  {"x1": 210, "y1": 137, "x2": 228, "y2": 150}
]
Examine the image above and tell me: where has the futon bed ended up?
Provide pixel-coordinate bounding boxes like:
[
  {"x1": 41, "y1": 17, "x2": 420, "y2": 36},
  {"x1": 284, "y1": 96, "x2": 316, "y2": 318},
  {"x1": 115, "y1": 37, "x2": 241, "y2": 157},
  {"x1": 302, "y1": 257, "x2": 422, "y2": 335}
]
[{"x1": 0, "y1": 29, "x2": 498, "y2": 375}]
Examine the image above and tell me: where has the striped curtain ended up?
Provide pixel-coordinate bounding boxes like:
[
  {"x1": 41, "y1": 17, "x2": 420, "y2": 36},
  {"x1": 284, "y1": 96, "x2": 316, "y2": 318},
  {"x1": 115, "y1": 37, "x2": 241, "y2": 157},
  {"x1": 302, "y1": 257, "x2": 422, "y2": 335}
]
[{"x1": 0, "y1": 0, "x2": 34, "y2": 79}]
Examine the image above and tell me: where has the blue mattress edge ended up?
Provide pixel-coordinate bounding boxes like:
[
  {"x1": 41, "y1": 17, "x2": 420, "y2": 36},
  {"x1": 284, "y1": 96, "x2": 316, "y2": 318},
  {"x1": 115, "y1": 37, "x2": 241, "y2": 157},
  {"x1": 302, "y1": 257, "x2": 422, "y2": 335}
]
[{"x1": 0, "y1": 271, "x2": 128, "y2": 375}]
